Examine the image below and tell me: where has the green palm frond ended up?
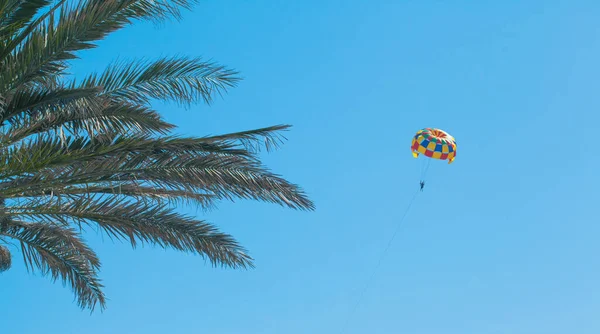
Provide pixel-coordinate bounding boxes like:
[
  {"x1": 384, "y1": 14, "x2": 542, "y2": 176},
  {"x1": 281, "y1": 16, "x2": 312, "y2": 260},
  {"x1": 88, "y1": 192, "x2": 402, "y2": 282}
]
[
  {"x1": 13, "y1": 184, "x2": 218, "y2": 211},
  {"x1": 0, "y1": 1, "x2": 21, "y2": 26},
  {"x1": 1, "y1": 0, "x2": 201, "y2": 91},
  {"x1": 0, "y1": 0, "x2": 47, "y2": 42},
  {"x1": 0, "y1": 134, "x2": 252, "y2": 177},
  {"x1": 0, "y1": 218, "x2": 105, "y2": 310},
  {"x1": 2, "y1": 86, "x2": 102, "y2": 122},
  {"x1": 8, "y1": 196, "x2": 253, "y2": 269},
  {"x1": 78, "y1": 56, "x2": 240, "y2": 106},
  {"x1": 4, "y1": 101, "x2": 175, "y2": 146},
  {"x1": 121, "y1": 0, "x2": 199, "y2": 23},
  {"x1": 63, "y1": 185, "x2": 216, "y2": 209},
  {"x1": 2, "y1": 0, "x2": 52, "y2": 32},
  {"x1": 0, "y1": 133, "x2": 314, "y2": 210},
  {"x1": 201, "y1": 124, "x2": 291, "y2": 153},
  {"x1": 0, "y1": 0, "x2": 65, "y2": 54}
]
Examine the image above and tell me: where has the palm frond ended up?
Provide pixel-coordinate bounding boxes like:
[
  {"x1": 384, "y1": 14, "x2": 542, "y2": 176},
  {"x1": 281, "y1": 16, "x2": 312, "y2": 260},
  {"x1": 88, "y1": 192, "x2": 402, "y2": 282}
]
[
  {"x1": 4, "y1": 101, "x2": 176, "y2": 146},
  {"x1": 78, "y1": 56, "x2": 240, "y2": 106},
  {"x1": 201, "y1": 124, "x2": 291, "y2": 153},
  {"x1": 0, "y1": 134, "x2": 314, "y2": 210},
  {"x1": 3, "y1": 0, "x2": 51, "y2": 32},
  {"x1": 116, "y1": 0, "x2": 199, "y2": 23},
  {"x1": 1, "y1": 0, "x2": 202, "y2": 91},
  {"x1": 0, "y1": 219, "x2": 105, "y2": 310},
  {"x1": 0, "y1": 1, "x2": 21, "y2": 25},
  {"x1": 14, "y1": 184, "x2": 218, "y2": 210},
  {"x1": 0, "y1": 0, "x2": 45, "y2": 41},
  {"x1": 2, "y1": 86, "x2": 102, "y2": 123},
  {"x1": 8, "y1": 196, "x2": 253, "y2": 269},
  {"x1": 0, "y1": 134, "x2": 252, "y2": 178},
  {"x1": 0, "y1": 0, "x2": 65, "y2": 56}
]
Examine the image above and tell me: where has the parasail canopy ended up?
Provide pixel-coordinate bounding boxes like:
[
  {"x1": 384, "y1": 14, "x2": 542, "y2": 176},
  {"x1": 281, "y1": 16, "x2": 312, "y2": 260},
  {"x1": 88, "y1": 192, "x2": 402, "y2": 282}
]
[{"x1": 411, "y1": 128, "x2": 457, "y2": 164}]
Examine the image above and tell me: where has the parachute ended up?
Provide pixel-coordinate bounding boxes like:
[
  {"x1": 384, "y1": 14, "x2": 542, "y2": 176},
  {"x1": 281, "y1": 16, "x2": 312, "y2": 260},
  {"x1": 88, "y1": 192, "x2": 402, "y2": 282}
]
[{"x1": 411, "y1": 128, "x2": 457, "y2": 164}]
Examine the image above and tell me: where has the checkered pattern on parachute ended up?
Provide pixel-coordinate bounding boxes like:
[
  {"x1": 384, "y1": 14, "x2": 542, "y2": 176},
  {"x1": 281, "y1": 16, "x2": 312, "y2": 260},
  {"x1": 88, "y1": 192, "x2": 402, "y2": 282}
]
[{"x1": 411, "y1": 128, "x2": 457, "y2": 164}]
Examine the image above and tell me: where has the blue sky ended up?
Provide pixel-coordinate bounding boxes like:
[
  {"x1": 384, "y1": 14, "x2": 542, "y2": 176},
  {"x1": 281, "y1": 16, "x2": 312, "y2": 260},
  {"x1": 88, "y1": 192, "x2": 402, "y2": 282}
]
[{"x1": 2, "y1": 0, "x2": 600, "y2": 333}]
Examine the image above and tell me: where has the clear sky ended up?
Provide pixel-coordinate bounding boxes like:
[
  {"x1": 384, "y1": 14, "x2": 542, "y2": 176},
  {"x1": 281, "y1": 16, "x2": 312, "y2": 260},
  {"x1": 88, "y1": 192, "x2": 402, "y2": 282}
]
[{"x1": 2, "y1": 1, "x2": 600, "y2": 333}]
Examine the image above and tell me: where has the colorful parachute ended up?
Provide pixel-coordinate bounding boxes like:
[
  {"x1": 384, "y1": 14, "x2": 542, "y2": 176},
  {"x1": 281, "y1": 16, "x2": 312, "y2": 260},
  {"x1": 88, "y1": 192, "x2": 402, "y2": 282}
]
[{"x1": 411, "y1": 128, "x2": 457, "y2": 164}]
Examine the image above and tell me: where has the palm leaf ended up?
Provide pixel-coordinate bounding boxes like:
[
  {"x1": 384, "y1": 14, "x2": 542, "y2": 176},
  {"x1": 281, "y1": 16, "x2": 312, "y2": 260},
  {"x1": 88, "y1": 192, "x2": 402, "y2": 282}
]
[
  {"x1": 8, "y1": 196, "x2": 253, "y2": 269},
  {"x1": 0, "y1": 218, "x2": 105, "y2": 310},
  {"x1": 4, "y1": 101, "x2": 176, "y2": 146},
  {"x1": 201, "y1": 124, "x2": 291, "y2": 153},
  {"x1": 2, "y1": 86, "x2": 102, "y2": 123},
  {"x1": 14, "y1": 184, "x2": 218, "y2": 210},
  {"x1": 78, "y1": 56, "x2": 240, "y2": 106},
  {"x1": 1, "y1": 0, "x2": 202, "y2": 91},
  {"x1": 3, "y1": 0, "x2": 52, "y2": 32},
  {"x1": 0, "y1": 134, "x2": 314, "y2": 210},
  {"x1": 0, "y1": 0, "x2": 66, "y2": 57}
]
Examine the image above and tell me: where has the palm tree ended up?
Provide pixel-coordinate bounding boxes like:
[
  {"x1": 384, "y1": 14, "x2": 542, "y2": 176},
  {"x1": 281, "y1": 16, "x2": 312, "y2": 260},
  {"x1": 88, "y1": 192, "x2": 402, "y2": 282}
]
[{"x1": 0, "y1": 0, "x2": 314, "y2": 311}]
